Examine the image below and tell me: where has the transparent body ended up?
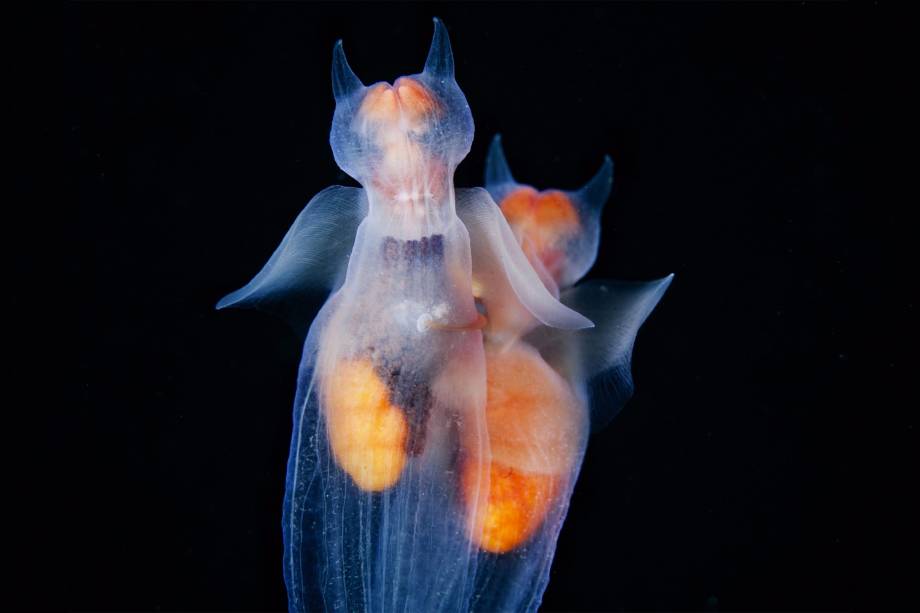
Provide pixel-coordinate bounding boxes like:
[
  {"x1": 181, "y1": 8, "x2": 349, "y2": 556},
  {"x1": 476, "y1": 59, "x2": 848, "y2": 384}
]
[{"x1": 218, "y1": 19, "x2": 671, "y2": 612}]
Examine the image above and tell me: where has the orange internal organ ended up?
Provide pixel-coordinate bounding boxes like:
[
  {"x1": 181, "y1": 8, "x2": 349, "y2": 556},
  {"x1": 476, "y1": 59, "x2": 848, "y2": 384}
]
[
  {"x1": 395, "y1": 78, "x2": 438, "y2": 119},
  {"x1": 359, "y1": 84, "x2": 399, "y2": 124},
  {"x1": 358, "y1": 78, "x2": 438, "y2": 128},
  {"x1": 462, "y1": 460, "x2": 559, "y2": 554},
  {"x1": 499, "y1": 187, "x2": 580, "y2": 282},
  {"x1": 324, "y1": 359, "x2": 408, "y2": 492},
  {"x1": 359, "y1": 78, "x2": 442, "y2": 196},
  {"x1": 463, "y1": 344, "x2": 584, "y2": 553}
]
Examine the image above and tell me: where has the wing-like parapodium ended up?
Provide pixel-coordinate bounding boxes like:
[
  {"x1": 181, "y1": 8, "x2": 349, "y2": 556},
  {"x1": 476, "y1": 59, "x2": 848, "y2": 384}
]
[
  {"x1": 456, "y1": 187, "x2": 593, "y2": 340},
  {"x1": 528, "y1": 275, "x2": 673, "y2": 430},
  {"x1": 216, "y1": 186, "x2": 367, "y2": 334}
]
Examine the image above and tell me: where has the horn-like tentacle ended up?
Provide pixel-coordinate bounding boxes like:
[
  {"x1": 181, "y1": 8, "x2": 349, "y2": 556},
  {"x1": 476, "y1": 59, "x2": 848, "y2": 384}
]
[
  {"x1": 423, "y1": 17, "x2": 455, "y2": 81},
  {"x1": 332, "y1": 40, "x2": 364, "y2": 102}
]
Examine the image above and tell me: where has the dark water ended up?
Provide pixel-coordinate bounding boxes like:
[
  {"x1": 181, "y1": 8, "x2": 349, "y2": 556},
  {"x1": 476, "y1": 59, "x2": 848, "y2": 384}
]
[{"x1": 63, "y1": 3, "x2": 896, "y2": 611}]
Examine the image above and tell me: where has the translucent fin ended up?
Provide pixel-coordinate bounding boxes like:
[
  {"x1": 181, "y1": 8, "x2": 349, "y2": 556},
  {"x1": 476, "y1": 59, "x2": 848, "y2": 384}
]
[
  {"x1": 216, "y1": 186, "x2": 367, "y2": 334},
  {"x1": 528, "y1": 275, "x2": 673, "y2": 429},
  {"x1": 455, "y1": 188, "x2": 593, "y2": 336}
]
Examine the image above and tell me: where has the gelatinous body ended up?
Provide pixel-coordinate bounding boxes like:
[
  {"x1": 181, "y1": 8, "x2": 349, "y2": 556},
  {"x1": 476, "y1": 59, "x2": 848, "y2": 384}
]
[
  {"x1": 219, "y1": 19, "x2": 671, "y2": 612},
  {"x1": 324, "y1": 358, "x2": 409, "y2": 492},
  {"x1": 463, "y1": 343, "x2": 583, "y2": 554}
]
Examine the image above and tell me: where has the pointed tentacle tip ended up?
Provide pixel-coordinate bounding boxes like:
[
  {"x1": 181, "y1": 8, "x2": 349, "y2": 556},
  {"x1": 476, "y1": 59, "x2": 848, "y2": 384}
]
[
  {"x1": 431, "y1": 16, "x2": 448, "y2": 40},
  {"x1": 424, "y1": 17, "x2": 455, "y2": 81},
  {"x1": 485, "y1": 133, "x2": 516, "y2": 187},
  {"x1": 575, "y1": 154, "x2": 615, "y2": 205},
  {"x1": 594, "y1": 155, "x2": 614, "y2": 186},
  {"x1": 487, "y1": 134, "x2": 505, "y2": 159},
  {"x1": 331, "y1": 39, "x2": 364, "y2": 102}
]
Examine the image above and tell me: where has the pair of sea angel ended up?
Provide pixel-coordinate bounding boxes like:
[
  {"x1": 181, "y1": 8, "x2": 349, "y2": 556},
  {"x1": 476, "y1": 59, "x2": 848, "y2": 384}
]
[{"x1": 218, "y1": 18, "x2": 672, "y2": 613}]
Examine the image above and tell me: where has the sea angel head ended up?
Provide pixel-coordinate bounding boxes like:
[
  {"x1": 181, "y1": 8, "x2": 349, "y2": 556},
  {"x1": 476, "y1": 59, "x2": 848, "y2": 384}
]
[
  {"x1": 485, "y1": 136, "x2": 614, "y2": 289},
  {"x1": 328, "y1": 18, "x2": 474, "y2": 199}
]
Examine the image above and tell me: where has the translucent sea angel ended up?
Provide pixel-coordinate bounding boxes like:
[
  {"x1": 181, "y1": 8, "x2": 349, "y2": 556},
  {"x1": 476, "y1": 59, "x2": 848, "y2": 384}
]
[{"x1": 218, "y1": 18, "x2": 671, "y2": 612}]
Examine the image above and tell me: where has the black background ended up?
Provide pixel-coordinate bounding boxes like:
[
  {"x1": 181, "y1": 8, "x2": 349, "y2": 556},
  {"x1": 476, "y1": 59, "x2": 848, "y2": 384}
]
[{"x1": 67, "y1": 2, "x2": 890, "y2": 611}]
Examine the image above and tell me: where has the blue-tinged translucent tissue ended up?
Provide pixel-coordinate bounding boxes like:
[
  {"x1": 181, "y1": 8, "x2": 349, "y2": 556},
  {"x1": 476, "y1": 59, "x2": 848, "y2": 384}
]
[{"x1": 219, "y1": 18, "x2": 670, "y2": 612}]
